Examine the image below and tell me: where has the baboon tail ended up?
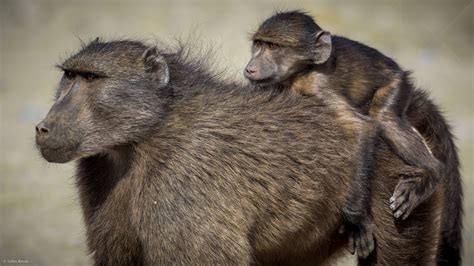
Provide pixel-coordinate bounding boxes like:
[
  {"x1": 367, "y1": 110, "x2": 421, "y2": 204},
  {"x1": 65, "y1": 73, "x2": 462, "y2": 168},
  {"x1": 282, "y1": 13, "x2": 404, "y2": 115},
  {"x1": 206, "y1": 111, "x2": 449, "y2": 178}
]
[{"x1": 406, "y1": 89, "x2": 463, "y2": 265}]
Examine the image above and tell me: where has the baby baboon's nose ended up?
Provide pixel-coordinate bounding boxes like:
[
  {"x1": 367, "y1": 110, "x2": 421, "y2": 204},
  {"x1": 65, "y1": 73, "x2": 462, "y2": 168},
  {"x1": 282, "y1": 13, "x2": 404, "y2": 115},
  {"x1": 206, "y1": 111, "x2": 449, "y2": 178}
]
[
  {"x1": 35, "y1": 122, "x2": 50, "y2": 135},
  {"x1": 244, "y1": 66, "x2": 258, "y2": 79}
]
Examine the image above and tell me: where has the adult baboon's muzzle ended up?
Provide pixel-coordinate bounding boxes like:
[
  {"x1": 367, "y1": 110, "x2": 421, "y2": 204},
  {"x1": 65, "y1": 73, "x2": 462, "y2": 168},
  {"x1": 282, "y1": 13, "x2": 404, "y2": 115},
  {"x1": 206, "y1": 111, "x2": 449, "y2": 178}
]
[
  {"x1": 35, "y1": 117, "x2": 80, "y2": 163},
  {"x1": 35, "y1": 98, "x2": 82, "y2": 163}
]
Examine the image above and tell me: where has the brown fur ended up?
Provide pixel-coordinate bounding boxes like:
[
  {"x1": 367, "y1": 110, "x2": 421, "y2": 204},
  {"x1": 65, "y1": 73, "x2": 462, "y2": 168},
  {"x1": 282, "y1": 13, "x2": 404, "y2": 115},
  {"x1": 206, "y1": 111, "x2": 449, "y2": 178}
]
[
  {"x1": 244, "y1": 11, "x2": 461, "y2": 262},
  {"x1": 36, "y1": 39, "x2": 447, "y2": 265}
]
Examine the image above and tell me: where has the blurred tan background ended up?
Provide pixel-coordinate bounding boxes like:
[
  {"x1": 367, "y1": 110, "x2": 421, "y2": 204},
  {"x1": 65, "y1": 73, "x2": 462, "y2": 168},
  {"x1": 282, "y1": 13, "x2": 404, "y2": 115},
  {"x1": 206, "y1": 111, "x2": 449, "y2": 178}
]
[{"x1": 0, "y1": 0, "x2": 472, "y2": 265}]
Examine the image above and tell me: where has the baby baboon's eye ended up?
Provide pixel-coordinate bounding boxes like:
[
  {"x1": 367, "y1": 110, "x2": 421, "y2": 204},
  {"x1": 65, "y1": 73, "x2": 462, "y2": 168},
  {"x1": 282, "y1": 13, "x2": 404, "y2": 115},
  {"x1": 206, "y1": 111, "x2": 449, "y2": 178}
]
[
  {"x1": 64, "y1": 70, "x2": 76, "y2": 80},
  {"x1": 253, "y1": 40, "x2": 263, "y2": 47},
  {"x1": 267, "y1": 42, "x2": 279, "y2": 50}
]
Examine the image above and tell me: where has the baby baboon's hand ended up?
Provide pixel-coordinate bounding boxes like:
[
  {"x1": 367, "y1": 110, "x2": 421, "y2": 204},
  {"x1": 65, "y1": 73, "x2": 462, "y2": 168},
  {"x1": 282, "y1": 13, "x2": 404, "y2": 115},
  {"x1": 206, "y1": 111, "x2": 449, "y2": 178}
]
[
  {"x1": 390, "y1": 178, "x2": 423, "y2": 220},
  {"x1": 340, "y1": 218, "x2": 375, "y2": 259}
]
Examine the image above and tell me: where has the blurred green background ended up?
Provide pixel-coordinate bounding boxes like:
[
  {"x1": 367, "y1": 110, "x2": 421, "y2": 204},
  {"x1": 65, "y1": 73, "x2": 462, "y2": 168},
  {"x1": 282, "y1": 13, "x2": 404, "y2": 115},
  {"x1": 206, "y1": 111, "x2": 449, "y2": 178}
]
[{"x1": 0, "y1": 0, "x2": 472, "y2": 265}]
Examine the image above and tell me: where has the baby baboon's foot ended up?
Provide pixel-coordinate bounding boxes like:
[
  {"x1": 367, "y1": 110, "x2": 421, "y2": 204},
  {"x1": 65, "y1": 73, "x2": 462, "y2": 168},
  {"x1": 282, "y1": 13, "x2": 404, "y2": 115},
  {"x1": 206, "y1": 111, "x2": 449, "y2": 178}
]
[{"x1": 390, "y1": 178, "x2": 423, "y2": 220}]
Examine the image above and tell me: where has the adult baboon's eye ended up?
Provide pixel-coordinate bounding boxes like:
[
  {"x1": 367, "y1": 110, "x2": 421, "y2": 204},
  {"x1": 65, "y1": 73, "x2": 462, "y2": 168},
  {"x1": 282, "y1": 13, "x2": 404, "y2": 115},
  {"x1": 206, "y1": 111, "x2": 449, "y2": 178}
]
[
  {"x1": 84, "y1": 72, "x2": 98, "y2": 81},
  {"x1": 64, "y1": 70, "x2": 76, "y2": 80}
]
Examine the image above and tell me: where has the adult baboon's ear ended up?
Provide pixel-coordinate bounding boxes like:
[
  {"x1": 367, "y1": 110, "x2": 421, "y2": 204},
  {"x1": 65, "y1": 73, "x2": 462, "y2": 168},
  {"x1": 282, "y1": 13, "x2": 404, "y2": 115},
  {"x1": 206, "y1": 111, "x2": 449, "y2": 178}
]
[
  {"x1": 143, "y1": 47, "x2": 170, "y2": 86},
  {"x1": 313, "y1": 31, "x2": 332, "y2": 64}
]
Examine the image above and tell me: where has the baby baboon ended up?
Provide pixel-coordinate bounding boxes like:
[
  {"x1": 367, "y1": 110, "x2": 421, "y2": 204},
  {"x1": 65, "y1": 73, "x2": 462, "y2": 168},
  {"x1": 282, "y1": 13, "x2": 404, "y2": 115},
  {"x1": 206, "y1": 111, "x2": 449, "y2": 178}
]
[
  {"x1": 245, "y1": 11, "x2": 446, "y2": 258},
  {"x1": 36, "y1": 38, "x2": 447, "y2": 265}
]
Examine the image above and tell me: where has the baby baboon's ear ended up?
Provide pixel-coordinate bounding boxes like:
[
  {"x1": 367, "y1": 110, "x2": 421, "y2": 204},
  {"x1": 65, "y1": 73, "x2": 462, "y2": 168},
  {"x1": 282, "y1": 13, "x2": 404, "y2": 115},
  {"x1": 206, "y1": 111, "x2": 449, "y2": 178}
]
[
  {"x1": 143, "y1": 47, "x2": 170, "y2": 86},
  {"x1": 313, "y1": 31, "x2": 332, "y2": 64}
]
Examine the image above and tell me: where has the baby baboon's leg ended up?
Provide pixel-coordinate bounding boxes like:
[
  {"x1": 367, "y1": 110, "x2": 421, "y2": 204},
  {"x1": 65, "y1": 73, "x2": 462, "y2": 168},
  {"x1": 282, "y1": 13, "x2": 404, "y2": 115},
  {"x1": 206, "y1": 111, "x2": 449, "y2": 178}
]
[{"x1": 369, "y1": 73, "x2": 443, "y2": 220}]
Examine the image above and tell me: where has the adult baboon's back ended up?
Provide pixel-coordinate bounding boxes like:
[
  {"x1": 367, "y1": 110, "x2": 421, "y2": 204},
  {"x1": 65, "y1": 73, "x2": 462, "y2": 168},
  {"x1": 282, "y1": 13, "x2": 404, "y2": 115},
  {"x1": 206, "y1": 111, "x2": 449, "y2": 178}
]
[{"x1": 36, "y1": 40, "x2": 444, "y2": 265}]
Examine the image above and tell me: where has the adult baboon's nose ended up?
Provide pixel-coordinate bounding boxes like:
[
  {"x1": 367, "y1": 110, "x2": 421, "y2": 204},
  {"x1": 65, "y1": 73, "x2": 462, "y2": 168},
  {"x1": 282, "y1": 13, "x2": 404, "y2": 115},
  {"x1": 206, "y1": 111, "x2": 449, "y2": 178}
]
[
  {"x1": 246, "y1": 67, "x2": 256, "y2": 74},
  {"x1": 35, "y1": 121, "x2": 50, "y2": 136}
]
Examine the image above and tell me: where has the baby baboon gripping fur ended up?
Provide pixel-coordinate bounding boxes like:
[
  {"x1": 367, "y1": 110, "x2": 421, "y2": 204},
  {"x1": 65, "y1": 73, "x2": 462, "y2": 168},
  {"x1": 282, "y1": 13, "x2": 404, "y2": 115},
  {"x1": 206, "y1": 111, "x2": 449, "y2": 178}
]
[
  {"x1": 37, "y1": 39, "x2": 449, "y2": 265},
  {"x1": 406, "y1": 90, "x2": 463, "y2": 265},
  {"x1": 245, "y1": 11, "x2": 449, "y2": 259}
]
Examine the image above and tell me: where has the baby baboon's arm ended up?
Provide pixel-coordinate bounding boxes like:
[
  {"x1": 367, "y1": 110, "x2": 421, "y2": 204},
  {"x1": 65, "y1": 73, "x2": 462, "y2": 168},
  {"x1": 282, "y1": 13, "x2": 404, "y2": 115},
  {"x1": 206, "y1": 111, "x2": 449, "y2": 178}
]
[{"x1": 296, "y1": 78, "x2": 377, "y2": 258}]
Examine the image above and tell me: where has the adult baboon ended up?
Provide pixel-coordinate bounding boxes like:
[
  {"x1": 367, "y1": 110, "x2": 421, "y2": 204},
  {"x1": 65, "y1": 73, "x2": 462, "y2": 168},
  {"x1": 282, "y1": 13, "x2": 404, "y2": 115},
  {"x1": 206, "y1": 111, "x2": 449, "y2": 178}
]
[{"x1": 36, "y1": 39, "x2": 445, "y2": 265}]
